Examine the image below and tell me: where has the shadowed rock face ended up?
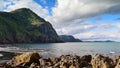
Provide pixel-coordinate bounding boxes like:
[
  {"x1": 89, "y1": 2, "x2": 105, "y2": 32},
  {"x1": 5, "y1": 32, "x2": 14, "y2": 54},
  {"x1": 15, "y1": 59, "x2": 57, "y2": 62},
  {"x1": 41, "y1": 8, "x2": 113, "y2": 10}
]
[
  {"x1": 1, "y1": 52, "x2": 120, "y2": 68},
  {"x1": 0, "y1": 8, "x2": 62, "y2": 44}
]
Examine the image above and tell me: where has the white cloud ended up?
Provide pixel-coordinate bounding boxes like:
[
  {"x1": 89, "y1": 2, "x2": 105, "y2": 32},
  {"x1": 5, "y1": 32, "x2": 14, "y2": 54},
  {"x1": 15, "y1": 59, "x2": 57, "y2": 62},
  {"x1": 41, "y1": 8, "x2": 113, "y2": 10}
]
[
  {"x1": 1, "y1": 0, "x2": 120, "y2": 41},
  {"x1": 3, "y1": 0, "x2": 48, "y2": 18},
  {"x1": 74, "y1": 30, "x2": 120, "y2": 41},
  {"x1": 46, "y1": 0, "x2": 120, "y2": 24},
  {"x1": 46, "y1": 0, "x2": 120, "y2": 41},
  {"x1": 73, "y1": 22, "x2": 120, "y2": 41},
  {"x1": 55, "y1": 19, "x2": 120, "y2": 41},
  {"x1": 74, "y1": 32, "x2": 95, "y2": 39},
  {"x1": 56, "y1": 23, "x2": 95, "y2": 35},
  {"x1": 0, "y1": 0, "x2": 5, "y2": 11}
]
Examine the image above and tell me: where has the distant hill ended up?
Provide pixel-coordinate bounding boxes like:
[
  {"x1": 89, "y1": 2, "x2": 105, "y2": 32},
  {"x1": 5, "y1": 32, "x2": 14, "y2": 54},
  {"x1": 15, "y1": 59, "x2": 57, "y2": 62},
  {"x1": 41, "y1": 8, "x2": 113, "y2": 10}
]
[
  {"x1": 0, "y1": 8, "x2": 62, "y2": 44},
  {"x1": 84, "y1": 40, "x2": 115, "y2": 42},
  {"x1": 59, "y1": 35, "x2": 82, "y2": 42}
]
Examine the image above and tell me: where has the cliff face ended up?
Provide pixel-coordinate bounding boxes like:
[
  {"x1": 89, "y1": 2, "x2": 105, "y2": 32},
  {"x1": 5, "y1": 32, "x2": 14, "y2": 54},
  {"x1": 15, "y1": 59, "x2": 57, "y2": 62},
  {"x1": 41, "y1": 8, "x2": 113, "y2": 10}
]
[
  {"x1": 59, "y1": 35, "x2": 82, "y2": 42},
  {"x1": 0, "y1": 8, "x2": 61, "y2": 44}
]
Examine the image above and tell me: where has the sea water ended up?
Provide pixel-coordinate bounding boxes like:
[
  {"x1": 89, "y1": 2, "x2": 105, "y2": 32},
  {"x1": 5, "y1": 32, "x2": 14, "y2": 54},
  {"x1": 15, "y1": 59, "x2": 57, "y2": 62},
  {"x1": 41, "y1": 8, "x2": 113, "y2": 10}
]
[{"x1": 0, "y1": 42, "x2": 120, "y2": 62}]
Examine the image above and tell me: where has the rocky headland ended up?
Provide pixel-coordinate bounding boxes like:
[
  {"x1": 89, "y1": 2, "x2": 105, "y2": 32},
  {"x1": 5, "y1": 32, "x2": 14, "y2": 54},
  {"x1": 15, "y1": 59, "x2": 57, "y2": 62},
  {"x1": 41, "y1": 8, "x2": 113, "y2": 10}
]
[
  {"x1": 0, "y1": 52, "x2": 120, "y2": 68},
  {"x1": 59, "y1": 35, "x2": 82, "y2": 42},
  {"x1": 0, "y1": 8, "x2": 62, "y2": 44}
]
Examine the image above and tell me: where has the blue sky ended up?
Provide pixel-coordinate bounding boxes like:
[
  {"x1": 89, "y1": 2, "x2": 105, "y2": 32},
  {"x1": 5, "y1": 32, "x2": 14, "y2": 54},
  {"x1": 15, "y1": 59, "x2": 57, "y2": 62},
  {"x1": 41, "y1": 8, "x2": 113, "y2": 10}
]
[
  {"x1": 1, "y1": 0, "x2": 120, "y2": 41},
  {"x1": 34, "y1": 0, "x2": 56, "y2": 15}
]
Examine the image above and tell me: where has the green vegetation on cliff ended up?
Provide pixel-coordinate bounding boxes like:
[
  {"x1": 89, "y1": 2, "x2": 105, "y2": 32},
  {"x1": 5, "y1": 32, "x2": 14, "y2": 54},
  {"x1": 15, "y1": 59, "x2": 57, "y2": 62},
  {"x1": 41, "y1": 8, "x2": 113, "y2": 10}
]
[{"x1": 0, "y1": 8, "x2": 61, "y2": 43}]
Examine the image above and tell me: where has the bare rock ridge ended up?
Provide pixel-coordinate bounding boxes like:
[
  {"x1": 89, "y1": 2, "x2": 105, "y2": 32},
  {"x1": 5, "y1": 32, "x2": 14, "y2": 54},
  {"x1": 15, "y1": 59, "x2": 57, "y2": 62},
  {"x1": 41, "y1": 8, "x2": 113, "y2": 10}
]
[{"x1": 0, "y1": 8, "x2": 62, "y2": 43}]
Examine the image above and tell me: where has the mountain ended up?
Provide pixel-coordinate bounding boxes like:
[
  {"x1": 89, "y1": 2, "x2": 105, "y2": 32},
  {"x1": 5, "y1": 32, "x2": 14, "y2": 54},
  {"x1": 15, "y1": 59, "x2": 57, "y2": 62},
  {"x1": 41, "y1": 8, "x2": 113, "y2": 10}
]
[
  {"x1": 0, "y1": 8, "x2": 61, "y2": 44},
  {"x1": 59, "y1": 35, "x2": 82, "y2": 42}
]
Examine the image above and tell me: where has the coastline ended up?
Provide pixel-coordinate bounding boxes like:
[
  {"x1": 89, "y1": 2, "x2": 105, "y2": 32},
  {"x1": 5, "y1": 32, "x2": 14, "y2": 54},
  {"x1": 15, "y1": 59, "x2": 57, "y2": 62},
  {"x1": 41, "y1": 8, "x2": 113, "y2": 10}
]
[{"x1": 0, "y1": 52, "x2": 120, "y2": 68}]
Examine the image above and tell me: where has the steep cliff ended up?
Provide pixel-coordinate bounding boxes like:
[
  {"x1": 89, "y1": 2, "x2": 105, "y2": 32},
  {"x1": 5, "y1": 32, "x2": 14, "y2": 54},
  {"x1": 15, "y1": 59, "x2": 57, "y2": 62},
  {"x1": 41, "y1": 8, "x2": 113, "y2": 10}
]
[{"x1": 0, "y1": 8, "x2": 61, "y2": 44}]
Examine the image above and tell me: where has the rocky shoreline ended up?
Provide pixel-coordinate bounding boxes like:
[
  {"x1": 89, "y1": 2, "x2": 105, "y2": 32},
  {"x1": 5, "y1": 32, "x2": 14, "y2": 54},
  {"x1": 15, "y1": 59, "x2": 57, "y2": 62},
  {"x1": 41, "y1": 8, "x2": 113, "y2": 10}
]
[{"x1": 0, "y1": 52, "x2": 120, "y2": 68}]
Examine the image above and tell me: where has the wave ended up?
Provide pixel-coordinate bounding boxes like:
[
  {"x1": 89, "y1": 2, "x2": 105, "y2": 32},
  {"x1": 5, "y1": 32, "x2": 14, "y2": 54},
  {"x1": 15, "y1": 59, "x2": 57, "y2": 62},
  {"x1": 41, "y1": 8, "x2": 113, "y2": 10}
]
[
  {"x1": 0, "y1": 53, "x2": 3, "y2": 57},
  {"x1": 0, "y1": 47, "x2": 10, "y2": 51},
  {"x1": 0, "y1": 46, "x2": 20, "y2": 52},
  {"x1": 109, "y1": 51, "x2": 115, "y2": 54},
  {"x1": 0, "y1": 46, "x2": 51, "y2": 54}
]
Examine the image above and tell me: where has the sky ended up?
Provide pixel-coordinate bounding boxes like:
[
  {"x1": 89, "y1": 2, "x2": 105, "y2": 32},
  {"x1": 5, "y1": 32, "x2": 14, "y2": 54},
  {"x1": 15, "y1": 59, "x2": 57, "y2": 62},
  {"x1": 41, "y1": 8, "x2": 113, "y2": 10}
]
[{"x1": 0, "y1": 0, "x2": 120, "y2": 41}]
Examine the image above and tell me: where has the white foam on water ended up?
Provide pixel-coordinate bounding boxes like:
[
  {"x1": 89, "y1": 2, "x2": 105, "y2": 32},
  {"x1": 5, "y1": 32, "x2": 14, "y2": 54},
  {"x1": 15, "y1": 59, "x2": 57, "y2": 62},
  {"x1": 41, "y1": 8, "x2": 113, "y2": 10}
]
[
  {"x1": 0, "y1": 46, "x2": 20, "y2": 53},
  {"x1": 6, "y1": 47, "x2": 20, "y2": 51},
  {"x1": 0, "y1": 53, "x2": 3, "y2": 57},
  {"x1": 0, "y1": 47, "x2": 9, "y2": 51},
  {"x1": 110, "y1": 51, "x2": 115, "y2": 54}
]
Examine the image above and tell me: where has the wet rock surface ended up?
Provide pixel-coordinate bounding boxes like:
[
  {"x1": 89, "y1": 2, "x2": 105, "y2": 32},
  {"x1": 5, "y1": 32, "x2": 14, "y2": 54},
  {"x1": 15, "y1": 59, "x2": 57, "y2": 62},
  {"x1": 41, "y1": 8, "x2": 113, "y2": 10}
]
[{"x1": 0, "y1": 52, "x2": 120, "y2": 68}]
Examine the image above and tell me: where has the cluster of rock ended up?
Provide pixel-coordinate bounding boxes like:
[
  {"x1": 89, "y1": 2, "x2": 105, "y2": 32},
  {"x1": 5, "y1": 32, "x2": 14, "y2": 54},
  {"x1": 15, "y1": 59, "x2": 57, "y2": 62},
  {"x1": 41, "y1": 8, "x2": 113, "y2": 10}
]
[{"x1": 0, "y1": 52, "x2": 120, "y2": 68}]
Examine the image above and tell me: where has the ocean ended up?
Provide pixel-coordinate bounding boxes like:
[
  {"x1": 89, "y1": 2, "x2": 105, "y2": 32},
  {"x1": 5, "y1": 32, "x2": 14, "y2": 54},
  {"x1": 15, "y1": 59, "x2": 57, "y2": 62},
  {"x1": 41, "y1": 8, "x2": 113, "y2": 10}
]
[{"x1": 0, "y1": 42, "x2": 120, "y2": 62}]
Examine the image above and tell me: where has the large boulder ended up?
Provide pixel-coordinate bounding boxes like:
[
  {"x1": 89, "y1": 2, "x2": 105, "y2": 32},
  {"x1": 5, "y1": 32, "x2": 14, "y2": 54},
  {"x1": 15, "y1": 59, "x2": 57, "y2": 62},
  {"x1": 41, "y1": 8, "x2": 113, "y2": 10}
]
[
  {"x1": 91, "y1": 54, "x2": 115, "y2": 68},
  {"x1": 10, "y1": 52, "x2": 40, "y2": 67},
  {"x1": 115, "y1": 56, "x2": 120, "y2": 68},
  {"x1": 50, "y1": 57, "x2": 60, "y2": 64},
  {"x1": 115, "y1": 59, "x2": 120, "y2": 68},
  {"x1": 114, "y1": 56, "x2": 120, "y2": 64},
  {"x1": 80, "y1": 55, "x2": 92, "y2": 62},
  {"x1": 59, "y1": 55, "x2": 81, "y2": 68}
]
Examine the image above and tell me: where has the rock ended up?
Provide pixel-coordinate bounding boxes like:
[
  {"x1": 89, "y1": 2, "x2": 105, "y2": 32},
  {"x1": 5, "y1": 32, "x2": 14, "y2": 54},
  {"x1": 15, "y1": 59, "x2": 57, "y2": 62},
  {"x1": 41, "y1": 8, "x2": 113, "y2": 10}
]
[
  {"x1": 91, "y1": 54, "x2": 115, "y2": 68},
  {"x1": 39, "y1": 58, "x2": 46, "y2": 66},
  {"x1": 60, "y1": 55, "x2": 80, "y2": 65},
  {"x1": 69, "y1": 65, "x2": 76, "y2": 68},
  {"x1": 29, "y1": 63, "x2": 38, "y2": 68},
  {"x1": 0, "y1": 62, "x2": 6, "y2": 67},
  {"x1": 59, "y1": 60, "x2": 70, "y2": 68},
  {"x1": 4, "y1": 52, "x2": 120, "y2": 68},
  {"x1": 46, "y1": 62, "x2": 52, "y2": 66},
  {"x1": 59, "y1": 35, "x2": 82, "y2": 42},
  {"x1": 69, "y1": 64, "x2": 82, "y2": 68},
  {"x1": 79, "y1": 55, "x2": 92, "y2": 67},
  {"x1": 54, "y1": 62, "x2": 60, "y2": 67},
  {"x1": 50, "y1": 57, "x2": 59, "y2": 64},
  {"x1": 0, "y1": 62, "x2": 12, "y2": 68},
  {"x1": 115, "y1": 59, "x2": 120, "y2": 68},
  {"x1": 81, "y1": 55, "x2": 92, "y2": 62},
  {"x1": 60, "y1": 62, "x2": 68, "y2": 68},
  {"x1": 59, "y1": 55, "x2": 81, "y2": 68},
  {"x1": 80, "y1": 61, "x2": 91, "y2": 68},
  {"x1": 10, "y1": 52, "x2": 40, "y2": 67},
  {"x1": 115, "y1": 56, "x2": 120, "y2": 64}
]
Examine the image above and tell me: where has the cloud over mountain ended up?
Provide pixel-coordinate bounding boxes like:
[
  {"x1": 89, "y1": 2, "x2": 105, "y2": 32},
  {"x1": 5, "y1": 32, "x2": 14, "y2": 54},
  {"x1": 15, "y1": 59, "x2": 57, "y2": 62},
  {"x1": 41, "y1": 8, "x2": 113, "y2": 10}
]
[{"x1": 1, "y1": 0, "x2": 49, "y2": 18}]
